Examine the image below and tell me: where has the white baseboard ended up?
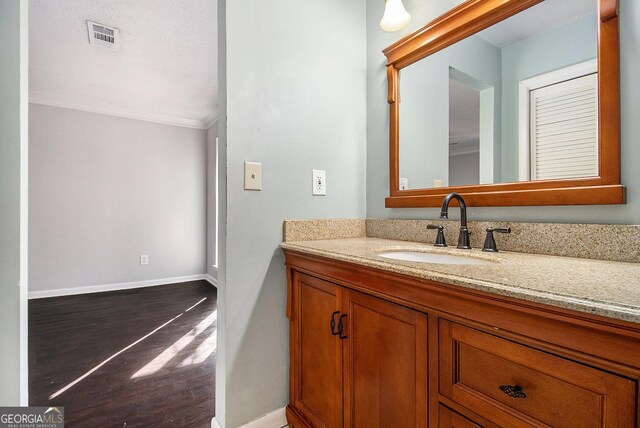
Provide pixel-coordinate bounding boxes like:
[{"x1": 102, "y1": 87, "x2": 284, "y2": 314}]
[
  {"x1": 239, "y1": 407, "x2": 287, "y2": 428},
  {"x1": 28, "y1": 274, "x2": 211, "y2": 299},
  {"x1": 211, "y1": 417, "x2": 223, "y2": 428},
  {"x1": 205, "y1": 274, "x2": 218, "y2": 287}
]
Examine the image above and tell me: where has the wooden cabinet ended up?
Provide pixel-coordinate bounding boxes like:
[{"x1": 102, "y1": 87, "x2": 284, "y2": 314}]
[
  {"x1": 344, "y1": 290, "x2": 428, "y2": 428},
  {"x1": 439, "y1": 320, "x2": 636, "y2": 427},
  {"x1": 287, "y1": 272, "x2": 428, "y2": 428},
  {"x1": 438, "y1": 406, "x2": 483, "y2": 428},
  {"x1": 284, "y1": 251, "x2": 640, "y2": 428},
  {"x1": 290, "y1": 273, "x2": 343, "y2": 428}
]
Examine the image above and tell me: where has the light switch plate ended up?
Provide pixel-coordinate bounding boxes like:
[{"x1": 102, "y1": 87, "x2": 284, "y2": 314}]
[
  {"x1": 244, "y1": 162, "x2": 262, "y2": 191},
  {"x1": 312, "y1": 170, "x2": 326, "y2": 196}
]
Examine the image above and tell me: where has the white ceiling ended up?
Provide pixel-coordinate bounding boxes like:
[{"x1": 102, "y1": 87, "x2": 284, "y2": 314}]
[
  {"x1": 478, "y1": 0, "x2": 595, "y2": 49},
  {"x1": 29, "y1": 0, "x2": 217, "y2": 129}
]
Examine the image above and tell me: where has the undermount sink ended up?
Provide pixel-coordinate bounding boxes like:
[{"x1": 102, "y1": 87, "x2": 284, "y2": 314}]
[{"x1": 377, "y1": 251, "x2": 496, "y2": 266}]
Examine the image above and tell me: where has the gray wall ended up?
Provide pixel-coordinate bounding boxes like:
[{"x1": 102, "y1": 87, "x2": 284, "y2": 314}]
[
  {"x1": 367, "y1": 0, "x2": 640, "y2": 224},
  {"x1": 29, "y1": 104, "x2": 208, "y2": 293},
  {"x1": 217, "y1": 0, "x2": 367, "y2": 425},
  {"x1": 207, "y1": 121, "x2": 218, "y2": 279},
  {"x1": 449, "y1": 152, "x2": 480, "y2": 187},
  {"x1": 0, "y1": 0, "x2": 27, "y2": 405}
]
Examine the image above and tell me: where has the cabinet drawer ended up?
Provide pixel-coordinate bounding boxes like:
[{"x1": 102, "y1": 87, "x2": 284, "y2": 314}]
[
  {"x1": 439, "y1": 320, "x2": 637, "y2": 427},
  {"x1": 439, "y1": 405, "x2": 483, "y2": 428}
]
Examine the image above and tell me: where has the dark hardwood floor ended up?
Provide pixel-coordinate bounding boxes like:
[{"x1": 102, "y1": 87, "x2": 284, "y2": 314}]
[{"x1": 29, "y1": 280, "x2": 216, "y2": 427}]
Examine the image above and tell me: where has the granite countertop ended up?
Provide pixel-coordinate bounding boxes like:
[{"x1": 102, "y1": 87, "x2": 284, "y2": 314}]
[{"x1": 281, "y1": 237, "x2": 640, "y2": 324}]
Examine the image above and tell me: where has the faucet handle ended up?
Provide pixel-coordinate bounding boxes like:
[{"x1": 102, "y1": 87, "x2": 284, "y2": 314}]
[
  {"x1": 427, "y1": 224, "x2": 447, "y2": 247},
  {"x1": 482, "y1": 227, "x2": 511, "y2": 252}
]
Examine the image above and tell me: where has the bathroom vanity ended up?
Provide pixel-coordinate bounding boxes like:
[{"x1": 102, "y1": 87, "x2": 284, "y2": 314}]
[
  {"x1": 281, "y1": 0, "x2": 637, "y2": 425},
  {"x1": 282, "y1": 233, "x2": 640, "y2": 427}
]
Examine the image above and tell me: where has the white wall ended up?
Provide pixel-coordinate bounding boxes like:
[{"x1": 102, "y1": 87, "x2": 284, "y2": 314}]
[
  {"x1": 0, "y1": 0, "x2": 28, "y2": 405},
  {"x1": 207, "y1": 122, "x2": 218, "y2": 279},
  {"x1": 216, "y1": 0, "x2": 367, "y2": 426},
  {"x1": 29, "y1": 104, "x2": 208, "y2": 295},
  {"x1": 215, "y1": 0, "x2": 228, "y2": 422}
]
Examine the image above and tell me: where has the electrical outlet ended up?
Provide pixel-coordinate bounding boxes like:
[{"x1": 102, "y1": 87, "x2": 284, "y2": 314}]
[
  {"x1": 140, "y1": 255, "x2": 149, "y2": 265},
  {"x1": 244, "y1": 162, "x2": 262, "y2": 191},
  {"x1": 433, "y1": 179, "x2": 443, "y2": 188},
  {"x1": 399, "y1": 177, "x2": 409, "y2": 190},
  {"x1": 312, "y1": 170, "x2": 326, "y2": 196}
]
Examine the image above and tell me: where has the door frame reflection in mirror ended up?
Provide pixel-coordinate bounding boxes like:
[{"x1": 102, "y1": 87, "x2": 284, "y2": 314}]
[
  {"x1": 518, "y1": 59, "x2": 598, "y2": 182},
  {"x1": 383, "y1": 0, "x2": 623, "y2": 207}
]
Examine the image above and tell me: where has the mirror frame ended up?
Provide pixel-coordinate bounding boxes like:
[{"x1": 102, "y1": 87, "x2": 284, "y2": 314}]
[{"x1": 384, "y1": 0, "x2": 624, "y2": 207}]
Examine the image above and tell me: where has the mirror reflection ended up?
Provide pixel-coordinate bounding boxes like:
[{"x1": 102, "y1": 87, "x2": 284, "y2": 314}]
[{"x1": 399, "y1": 0, "x2": 598, "y2": 190}]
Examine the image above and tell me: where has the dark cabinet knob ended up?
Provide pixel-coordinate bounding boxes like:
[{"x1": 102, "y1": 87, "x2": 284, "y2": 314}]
[
  {"x1": 483, "y1": 227, "x2": 511, "y2": 252},
  {"x1": 427, "y1": 224, "x2": 447, "y2": 247},
  {"x1": 499, "y1": 384, "x2": 527, "y2": 398}
]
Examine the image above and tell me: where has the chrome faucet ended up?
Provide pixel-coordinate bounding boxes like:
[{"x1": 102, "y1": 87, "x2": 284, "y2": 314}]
[{"x1": 439, "y1": 192, "x2": 471, "y2": 249}]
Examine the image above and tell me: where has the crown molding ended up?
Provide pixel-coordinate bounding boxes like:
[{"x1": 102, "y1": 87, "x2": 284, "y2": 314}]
[
  {"x1": 30, "y1": 90, "x2": 217, "y2": 130},
  {"x1": 203, "y1": 114, "x2": 219, "y2": 130}
]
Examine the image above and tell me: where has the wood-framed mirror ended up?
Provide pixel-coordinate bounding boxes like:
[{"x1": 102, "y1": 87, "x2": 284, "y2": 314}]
[{"x1": 384, "y1": 0, "x2": 624, "y2": 207}]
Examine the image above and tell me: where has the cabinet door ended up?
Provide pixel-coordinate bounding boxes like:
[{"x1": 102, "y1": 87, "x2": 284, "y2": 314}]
[
  {"x1": 343, "y1": 290, "x2": 428, "y2": 428},
  {"x1": 291, "y1": 273, "x2": 343, "y2": 428}
]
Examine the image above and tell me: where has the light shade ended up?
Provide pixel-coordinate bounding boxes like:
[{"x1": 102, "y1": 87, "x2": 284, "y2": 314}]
[{"x1": 380, "y1": 0, "x2": 411, "y2": 32}]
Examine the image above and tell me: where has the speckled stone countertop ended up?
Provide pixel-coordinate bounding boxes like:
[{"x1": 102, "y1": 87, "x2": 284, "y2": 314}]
[{"x1": 281, "y1": 237, "x2": 640, "y2": 324}]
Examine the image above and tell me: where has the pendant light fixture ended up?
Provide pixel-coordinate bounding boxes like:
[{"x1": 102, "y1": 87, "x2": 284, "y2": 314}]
[{"x1": 380, "y1": 0, "x2": 411, "y2": 32}]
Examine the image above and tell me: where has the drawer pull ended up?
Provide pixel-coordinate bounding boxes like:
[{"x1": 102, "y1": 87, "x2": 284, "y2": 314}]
[
  {"x1": 499, "y1": 384, "x2": 527, "y2": 398},
  {"x1": 338, "y1": 314, "x2": 348, "y2": 339},
  {"x1": 330, "y1": 311, "x2": 340, "y2": 335}
]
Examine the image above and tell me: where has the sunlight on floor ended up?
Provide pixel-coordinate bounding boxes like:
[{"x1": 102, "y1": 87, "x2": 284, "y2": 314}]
[
  {"x1": 178, "y1": 330, "x2": 217, "y2": 367},
  {"x1": 48, "y1": 297, "x2": 208, "y2": 400},
  {"x1": 131, "y1": 309, "x2": 217, "y2": 378}
]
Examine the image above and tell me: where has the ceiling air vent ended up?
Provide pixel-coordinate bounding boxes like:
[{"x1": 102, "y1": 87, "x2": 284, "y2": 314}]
[{"x1": 86, "y1": 21, "x2": 120, "y2": 52}]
